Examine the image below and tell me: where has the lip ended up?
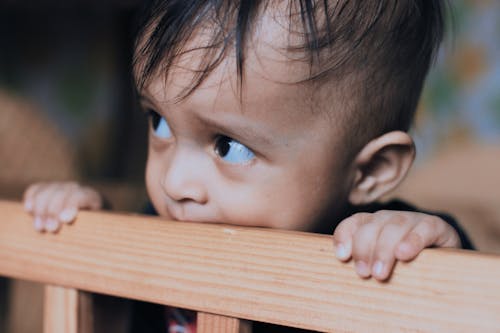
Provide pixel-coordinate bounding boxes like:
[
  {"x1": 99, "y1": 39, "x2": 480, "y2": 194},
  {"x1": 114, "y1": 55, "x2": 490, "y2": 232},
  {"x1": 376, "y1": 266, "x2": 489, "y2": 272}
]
[
  {"x1": 164, "y1": 203, "x2": 185, "y2": 221},
  {"x1": 164, "y1": 201, "x2": 215, "y2": 223}
]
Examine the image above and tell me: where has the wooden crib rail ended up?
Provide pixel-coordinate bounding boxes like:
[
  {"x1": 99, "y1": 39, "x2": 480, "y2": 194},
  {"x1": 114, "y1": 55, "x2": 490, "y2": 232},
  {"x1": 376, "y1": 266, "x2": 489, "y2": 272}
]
[{"x1": 1, "y1": 200, "x2": 500, "y2": 332}]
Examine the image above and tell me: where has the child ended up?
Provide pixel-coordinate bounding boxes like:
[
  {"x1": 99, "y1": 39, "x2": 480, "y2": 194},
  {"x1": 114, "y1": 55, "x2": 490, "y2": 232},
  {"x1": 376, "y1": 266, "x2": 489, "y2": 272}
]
[{"x1": 24, "y1": 0, "x2": 473, "y2": 331}]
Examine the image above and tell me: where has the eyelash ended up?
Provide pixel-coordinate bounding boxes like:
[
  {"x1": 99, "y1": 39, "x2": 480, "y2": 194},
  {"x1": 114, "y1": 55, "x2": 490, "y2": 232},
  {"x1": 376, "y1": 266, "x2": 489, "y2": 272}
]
[
  {"x1": 214, "y1": 135, "x2": 256, "y2": 164},
  {"x1": 147, "y1": 109, "x2": 159, "y2": 127},
  {"x1": 147, "y1": 109, "x2": 172, "y2": 139},
  {"x1": 146, "y1": 108, "x2": 256, "y2": 164}
]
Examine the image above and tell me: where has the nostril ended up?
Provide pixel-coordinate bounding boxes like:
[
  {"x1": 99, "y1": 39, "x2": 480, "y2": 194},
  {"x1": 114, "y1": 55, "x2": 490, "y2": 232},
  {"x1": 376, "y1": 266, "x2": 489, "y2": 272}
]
[
  {"x1": 162, "y1": 173, "x2": 208, "y2": 204},
  {"x1": 178, "y1": 197, "x2": 202, "y2": 204}
]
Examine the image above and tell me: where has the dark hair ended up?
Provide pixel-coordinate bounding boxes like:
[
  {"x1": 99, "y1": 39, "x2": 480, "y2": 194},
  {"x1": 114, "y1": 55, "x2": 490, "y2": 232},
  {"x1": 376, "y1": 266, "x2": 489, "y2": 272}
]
[{"x1": 134, "y1": 0, "x2": 445, "y2": 141}]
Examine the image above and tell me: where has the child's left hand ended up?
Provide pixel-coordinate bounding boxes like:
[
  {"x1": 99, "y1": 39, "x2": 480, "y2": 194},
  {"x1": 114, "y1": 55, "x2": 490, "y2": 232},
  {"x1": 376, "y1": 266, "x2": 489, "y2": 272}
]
[{"x1": 333, "y1": 211, "x2": 461, "y2": 281}]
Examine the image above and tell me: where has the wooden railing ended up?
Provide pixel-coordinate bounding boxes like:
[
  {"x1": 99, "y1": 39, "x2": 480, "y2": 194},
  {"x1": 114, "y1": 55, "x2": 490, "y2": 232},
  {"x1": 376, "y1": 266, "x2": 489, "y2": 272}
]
[{"x1": 1, "y1": 200, "x2": 500, "y2": 332}]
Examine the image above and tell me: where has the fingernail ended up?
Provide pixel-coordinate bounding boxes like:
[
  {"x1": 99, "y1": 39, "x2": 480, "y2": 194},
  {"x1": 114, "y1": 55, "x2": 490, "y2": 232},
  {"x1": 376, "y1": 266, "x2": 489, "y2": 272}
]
[
  {"x1": 34, "y1": 217, "x2": 43, "y2": 231},
  {"x1": 59, "y1": 208, "x2": 77, "y2": 224},
  {"x1": 373, "y1": 261, "x2": 384, "y2": 277},
  {"x1": 355, "y1": 261, "x2": 371, "y2": 277},
  {"x1": 24, "y1": 201, "x2": 33, "y2": 211},
  {"x1": 46, "y1": 219, "x2": 59, "y2": 232},
  {"x1": 335, "y1": 244, "x2": 348, "y2": 260}
]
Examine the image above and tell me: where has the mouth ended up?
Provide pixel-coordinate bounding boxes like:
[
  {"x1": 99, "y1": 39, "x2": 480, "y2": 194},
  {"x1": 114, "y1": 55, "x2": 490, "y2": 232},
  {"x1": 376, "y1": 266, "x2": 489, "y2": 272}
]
[
  {"x1": 164, "y1": 204, "x2": 185, "y2": 221},
  {"x1": 164, "y1": 202, "x2": 215, "y2": 223}
]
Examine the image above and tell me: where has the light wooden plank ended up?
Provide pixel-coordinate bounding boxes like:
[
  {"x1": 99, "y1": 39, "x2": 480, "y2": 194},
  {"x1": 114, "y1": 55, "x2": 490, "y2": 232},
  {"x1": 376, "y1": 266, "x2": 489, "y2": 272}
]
[
  {"x1": 1, "y1": 200, "x2": 500, "y2": 332},
  {"x1": 197, "y1": 312, "x2": 251, "y2": 333},
  {"x1": 78, "y1": 292, "x2": 94, "y2": 333},
  {"x1": 44, "y1": 286, "x2": 78, "y2": 333}
]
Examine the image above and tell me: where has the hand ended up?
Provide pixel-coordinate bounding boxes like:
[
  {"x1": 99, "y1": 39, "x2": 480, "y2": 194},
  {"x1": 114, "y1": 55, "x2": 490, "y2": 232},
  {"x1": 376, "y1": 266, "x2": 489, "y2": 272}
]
[
  {"x1": 23, "y1": 181, "x2": 103, "y2": 233},
  {"x1": 333, "y1": 210, "x2": 461, "y2": 281}
]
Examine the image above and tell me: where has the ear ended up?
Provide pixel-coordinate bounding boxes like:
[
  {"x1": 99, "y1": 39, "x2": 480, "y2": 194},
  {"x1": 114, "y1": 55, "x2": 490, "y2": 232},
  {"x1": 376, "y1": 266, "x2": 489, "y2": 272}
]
[{"x1": 348, "y1": 131, "x2": 415, "y2": 205}]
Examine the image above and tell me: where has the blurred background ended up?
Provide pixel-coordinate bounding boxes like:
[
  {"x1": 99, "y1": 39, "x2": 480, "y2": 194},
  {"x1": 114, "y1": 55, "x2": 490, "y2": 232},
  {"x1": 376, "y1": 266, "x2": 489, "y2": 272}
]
[
  {"x1": 0, "y1": 1, "x2": 148, "y2": 210},
  {"x1": 0, "y1": 0, "x2": 499, "y2": 332}
]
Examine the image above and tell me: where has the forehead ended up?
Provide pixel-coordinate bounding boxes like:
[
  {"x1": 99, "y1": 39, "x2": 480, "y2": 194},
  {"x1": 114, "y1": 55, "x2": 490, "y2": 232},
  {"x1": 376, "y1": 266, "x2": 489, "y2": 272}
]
[
  {"x1": 133, "y1": 2, "x2": 315, "y2": 96},
  {"x1": 135, "y1": 4, "x2": 348, "y2": 138},
  {"x1": 143, "y1": 48, "x2": 322, "y2": 134},
  {"x1": 139, "y1": 11, "x2": 304, "y2": 98}
]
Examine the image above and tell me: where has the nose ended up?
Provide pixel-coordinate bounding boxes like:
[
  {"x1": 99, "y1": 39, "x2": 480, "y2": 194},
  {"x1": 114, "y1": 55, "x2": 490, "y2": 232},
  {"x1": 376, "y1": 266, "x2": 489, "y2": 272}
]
[{"x1": 162, "y1": 147, "x2": 209, "y2": 204}]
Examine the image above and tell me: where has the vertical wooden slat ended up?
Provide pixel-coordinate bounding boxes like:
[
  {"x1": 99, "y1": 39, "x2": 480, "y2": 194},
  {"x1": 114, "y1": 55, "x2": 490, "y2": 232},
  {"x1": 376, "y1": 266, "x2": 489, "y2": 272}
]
[
  {"x1": 77, "y1": 292, "x2": 94, "y2": 333},
  {"x1": 197, "y1": 312, "x2": 252, "y2": 333},
  {"x1": 44, "y1": 285, "x2": 78, "y2": 333}
]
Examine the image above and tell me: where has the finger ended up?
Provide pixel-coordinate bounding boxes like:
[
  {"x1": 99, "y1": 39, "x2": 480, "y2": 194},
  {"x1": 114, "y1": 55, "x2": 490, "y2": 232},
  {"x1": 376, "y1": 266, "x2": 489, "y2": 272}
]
[
  {"x1": 59, "y1": 187, "x2": 96, "y2": 224},
  {"x1": 395, "y1": 216, "x2": 459, "y2": 261},
  {"x1": 47, "y1": 185, "x2": 69, "y2": 218},
  {"x1": 333, "y1": 213, "x2": 371, "y2": 261},
  {"x1": 45, "y1": 218, "x2": 61, "y2": 233},
  {"x1": 371, "y1": 221, "x2": 413, "y2": 281},
  {"x1": 60, "y1": 184, "x2": 103, "y2": 224},
  {"x1": 32, "y1": 184, "x2": 61, "y2": 231},
  {"x1": 351, "y1": 217, "x2": 385, "y2": 278},
  {"x1": 23, "y1": 183, "x2": 44, "y2": 212},
  {"x1": 34, "y1": 183, "x2": 69, "y2": 232},
  {"x1": 33, "y1": 216, "x2": 44, "y2": 231},
  {"x1": 46, "y1": 185, "x2": 74, "y2": 232},
  {"x1": 59, "y1": 206, "x2": 78, "y2": 224},
  {"x1": 80, "y1": 186, "x2": 103, "y2": 210},
  {"x1": 58, "y1": 188, "x2": 84, "y2": 224},
  {"x1": 31, "y1": 183, "x2": 55, "y2": 216}
]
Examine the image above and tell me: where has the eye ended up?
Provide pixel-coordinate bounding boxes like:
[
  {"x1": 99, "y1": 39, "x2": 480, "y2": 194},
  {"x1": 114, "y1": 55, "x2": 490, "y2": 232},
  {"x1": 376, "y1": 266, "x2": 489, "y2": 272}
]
[
  {"x1": 148, "y1": 110, "x2": 172, "y2": 139},
  {"x1": 214, "y1": 136, "x2": 255, "y2": 164}
]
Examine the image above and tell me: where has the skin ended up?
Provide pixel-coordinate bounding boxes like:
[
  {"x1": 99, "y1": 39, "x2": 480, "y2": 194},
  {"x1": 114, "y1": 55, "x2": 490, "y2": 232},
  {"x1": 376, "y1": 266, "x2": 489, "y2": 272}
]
[
  {"x1": 141, "y1": 56, "x2": 354, "y2": 232},
  {"x1": 23, "y1": 10, "x2": 461, "y2": 281}
]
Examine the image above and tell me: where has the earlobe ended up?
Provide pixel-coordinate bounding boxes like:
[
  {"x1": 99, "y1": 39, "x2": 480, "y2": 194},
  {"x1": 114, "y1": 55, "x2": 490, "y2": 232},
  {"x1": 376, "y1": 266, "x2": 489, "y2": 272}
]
[{"x1": 348, "y1": 131, "x2": 415, "y2": 205}]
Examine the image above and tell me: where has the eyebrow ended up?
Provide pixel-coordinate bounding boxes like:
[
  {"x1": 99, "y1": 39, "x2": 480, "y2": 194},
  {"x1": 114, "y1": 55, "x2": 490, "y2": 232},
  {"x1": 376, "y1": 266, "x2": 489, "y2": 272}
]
[
  {"x1": 137, "y1": 94, "x2": 157, "y2": 112},
  {"x1": 197, "y1": 114, "x2": 274, "y2": 147},
  {"x1": 138, "y1": 93, "x2": 274, "y2": 147}
]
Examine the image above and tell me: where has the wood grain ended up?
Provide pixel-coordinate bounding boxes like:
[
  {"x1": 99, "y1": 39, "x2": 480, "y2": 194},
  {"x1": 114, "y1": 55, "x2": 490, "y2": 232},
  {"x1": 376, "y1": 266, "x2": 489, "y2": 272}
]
[
  {"x1": 44, "y1": 286, "x2": 78, "y2": 333},
  {"x1": 198, "y1": 312, "x2": 251, "y2": 333},
  {"x1": 1, "y1": 200, "x2": 500, "y2": 332}
]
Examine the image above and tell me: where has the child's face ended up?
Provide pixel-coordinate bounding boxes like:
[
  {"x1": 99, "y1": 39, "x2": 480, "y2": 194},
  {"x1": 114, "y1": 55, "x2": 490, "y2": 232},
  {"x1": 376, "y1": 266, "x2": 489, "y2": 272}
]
[{"x1": 138, "y1": 17, "x2": 357, "y2": 231}]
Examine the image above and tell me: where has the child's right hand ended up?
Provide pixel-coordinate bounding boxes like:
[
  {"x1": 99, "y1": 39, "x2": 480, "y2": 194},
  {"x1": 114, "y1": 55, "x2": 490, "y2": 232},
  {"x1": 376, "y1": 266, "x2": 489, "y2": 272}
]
[{"x1": 23, "y1": 182, "x2": 103, "y2": 233}]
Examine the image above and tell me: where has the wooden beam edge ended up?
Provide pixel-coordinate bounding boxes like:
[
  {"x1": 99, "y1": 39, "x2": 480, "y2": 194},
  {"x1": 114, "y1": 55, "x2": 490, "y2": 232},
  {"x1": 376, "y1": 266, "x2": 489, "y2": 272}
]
[{"x1": 1, "y1": 200, "x2": 500, "y2": 332}]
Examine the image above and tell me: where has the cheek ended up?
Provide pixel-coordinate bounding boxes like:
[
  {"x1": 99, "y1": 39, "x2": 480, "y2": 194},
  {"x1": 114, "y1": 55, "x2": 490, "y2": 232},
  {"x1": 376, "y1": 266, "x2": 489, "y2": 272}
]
[
  {"x1": 215, "y1": 173, "x2": 334, "y2": 231},
  {"x1": 259, "y1": 167, "x2": 346, "y2": 231},
  {"x1": 145, "y1": 157, "x2": 157, "y2": 196},
  {"x1": 145, "y1": 156, "x2": 168, "y2": 217},
  {"x1": 265, "y1": 186, "x2": 331, "y2": 230}
]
